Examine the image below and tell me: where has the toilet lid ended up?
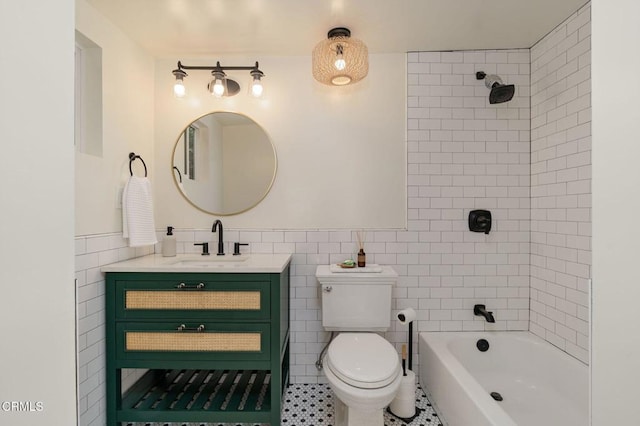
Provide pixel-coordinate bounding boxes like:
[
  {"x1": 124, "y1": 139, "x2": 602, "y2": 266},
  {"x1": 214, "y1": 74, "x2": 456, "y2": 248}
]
[{"x1": 326, "y1": 333, "x2": 400, "y2": 389}]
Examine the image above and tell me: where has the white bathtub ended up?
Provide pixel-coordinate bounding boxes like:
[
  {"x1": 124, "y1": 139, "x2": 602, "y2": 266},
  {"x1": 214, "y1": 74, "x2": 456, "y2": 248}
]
[{"x1": 419, "y1": 331, "x2": 588, "y2": 426}]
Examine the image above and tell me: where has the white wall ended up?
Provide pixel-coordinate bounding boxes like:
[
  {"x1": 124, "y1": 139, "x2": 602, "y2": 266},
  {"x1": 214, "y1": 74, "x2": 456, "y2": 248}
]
[
  {"x1": 530, "y1": 4, "x2": 591, "y2": 364},
  {"x1": 154, "y1": 55, "x2": 407, "y2": 229},
  {"x1": 75, "y1": 0, "x2": 155, "y2": 236},
  {"x1": 75, "y1": 1, "x2": 157, "y2": 424},
  {"x1": 0, "y1": 1, "x2": 77, "y2": 425},
  {"x1": 591, "y1": 0, "x2": 640, "y2": 423}
]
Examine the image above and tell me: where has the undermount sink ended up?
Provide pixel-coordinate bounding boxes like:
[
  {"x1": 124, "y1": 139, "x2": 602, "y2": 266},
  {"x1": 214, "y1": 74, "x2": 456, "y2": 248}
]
[{"x1": 170, "y1": 255, "x2": 249, "y2": 267}]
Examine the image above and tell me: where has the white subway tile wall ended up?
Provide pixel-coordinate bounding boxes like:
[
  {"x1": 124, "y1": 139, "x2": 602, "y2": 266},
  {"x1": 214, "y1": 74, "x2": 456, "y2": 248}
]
[
  {"x1": 530, "y1": 4, "x2": 591, "y2": 364},
  {"x1": 407, "y1": 48, "x2": 532, "y2": 339},
  {"x1": 76, "y1": 234, "x2": 153, "y2": 426}
]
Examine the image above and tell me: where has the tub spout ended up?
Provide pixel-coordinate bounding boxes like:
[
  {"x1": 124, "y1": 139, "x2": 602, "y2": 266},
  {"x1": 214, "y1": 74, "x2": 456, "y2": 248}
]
[{"x1": 474, "y1": 304, "x2": 495, "y2": 323}]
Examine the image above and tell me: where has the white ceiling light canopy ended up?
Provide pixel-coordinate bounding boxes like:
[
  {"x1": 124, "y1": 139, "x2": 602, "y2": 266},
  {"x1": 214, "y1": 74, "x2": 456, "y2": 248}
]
[{"x1": 312, "y1": 27, "x2": 368, "y2": 86}]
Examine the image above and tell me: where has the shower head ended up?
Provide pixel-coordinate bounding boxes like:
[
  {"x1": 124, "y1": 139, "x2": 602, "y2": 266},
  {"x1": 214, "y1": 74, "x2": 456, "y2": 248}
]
[
  {"x1": 489, "y1": 84, "x2": 515, "y2": 104},
  {"x1": 476, "y1": 71, "x2": 515, "y2": 104}
]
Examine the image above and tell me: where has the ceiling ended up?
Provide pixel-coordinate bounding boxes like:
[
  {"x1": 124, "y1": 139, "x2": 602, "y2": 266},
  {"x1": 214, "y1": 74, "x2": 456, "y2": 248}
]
[{"x1": 86, "y1": 0, "x2": 587, "y2": 58}]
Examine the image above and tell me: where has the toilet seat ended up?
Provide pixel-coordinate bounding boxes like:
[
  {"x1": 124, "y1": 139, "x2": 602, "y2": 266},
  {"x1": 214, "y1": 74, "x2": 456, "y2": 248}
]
[{"x1": 325, "y1": 333, "x2": 400, "y2": 389}]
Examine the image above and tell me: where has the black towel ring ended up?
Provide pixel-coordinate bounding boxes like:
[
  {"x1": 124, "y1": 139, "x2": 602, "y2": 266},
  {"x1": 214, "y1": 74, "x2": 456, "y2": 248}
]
[
  {"x1": 173, "y1": 166, "x2": 183, "y2": 183},
  {"x1": 128, "y1": 152, "x2": 147, "y2": 177}
]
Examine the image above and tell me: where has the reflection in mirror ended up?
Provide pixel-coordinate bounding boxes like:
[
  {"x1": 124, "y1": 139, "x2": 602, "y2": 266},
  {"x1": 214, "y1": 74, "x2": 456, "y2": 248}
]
[{"x1": 172, "y1": 112, "x2": 276, "y2": 215}]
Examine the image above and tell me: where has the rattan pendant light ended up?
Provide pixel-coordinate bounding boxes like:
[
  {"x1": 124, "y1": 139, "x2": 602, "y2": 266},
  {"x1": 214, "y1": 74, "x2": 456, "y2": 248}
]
[{"x1": 312, "y1": 27, "x2": 368, "y2": 86}]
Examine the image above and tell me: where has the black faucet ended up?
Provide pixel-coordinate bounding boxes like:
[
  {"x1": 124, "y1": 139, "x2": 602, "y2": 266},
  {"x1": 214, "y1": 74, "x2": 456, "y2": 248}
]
[
  {"x1": 233, "y1": 242, "x2": 249, "y2": 256},
  {"x1": 194, "y1": 242, "x2": 210, "y2": 256},
  {"x1": 474, "y1": 304, "x2": 495, "y2": 323},
  {"x1": 211, "y1": 220, "x2": 225, "y2": 255}
]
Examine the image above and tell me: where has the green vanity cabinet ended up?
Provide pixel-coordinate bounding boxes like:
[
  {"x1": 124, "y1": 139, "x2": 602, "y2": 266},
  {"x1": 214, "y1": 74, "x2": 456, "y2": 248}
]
[{"x1": 105, "y1": 265, "x2": 290, "y2": 426}]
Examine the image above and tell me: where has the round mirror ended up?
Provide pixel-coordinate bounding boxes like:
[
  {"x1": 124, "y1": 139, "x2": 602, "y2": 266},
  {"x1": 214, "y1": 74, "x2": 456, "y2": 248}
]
[{"x1": 172, "y1": 112, "x2": 276, "y2": 215}]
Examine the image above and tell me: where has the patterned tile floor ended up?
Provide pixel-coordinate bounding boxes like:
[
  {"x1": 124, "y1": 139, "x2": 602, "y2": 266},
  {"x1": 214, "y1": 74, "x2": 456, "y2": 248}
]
[
  {"x1": 126, "y1": 381, "x2": 443, "y2": 426},
  {"x1": 281, "y1": 382, "x2": 443, "y2": 426}
]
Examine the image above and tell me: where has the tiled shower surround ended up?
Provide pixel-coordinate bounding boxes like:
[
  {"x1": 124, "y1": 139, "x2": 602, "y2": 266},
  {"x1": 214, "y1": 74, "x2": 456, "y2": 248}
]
[
  {"x1": 406, "y1": 48, "x2": 532, "y2": 336},
  {"x1": 75, "y1": 6, "x2": 591, "y2": 424},
  {"x1": 529, "y1": 4, "x2": 591, "y2": 364}
]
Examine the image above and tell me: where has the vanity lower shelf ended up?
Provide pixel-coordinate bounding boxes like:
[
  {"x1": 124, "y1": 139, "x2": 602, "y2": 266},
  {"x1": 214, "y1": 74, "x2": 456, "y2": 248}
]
[{"x1": 119, "y1": 368, "x2": 274, "y2": 423}]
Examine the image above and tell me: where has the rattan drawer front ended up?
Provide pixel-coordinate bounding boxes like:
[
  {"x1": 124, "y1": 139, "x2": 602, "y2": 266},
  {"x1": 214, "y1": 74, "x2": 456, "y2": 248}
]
[
  {"x1": 114, "y1": 277, "x2": 271, "y2": 320},
  {"x1": 116, "y1": 322, "x2": 271, "y2": 361},
  {"x1": 125, "y1": 290, "x2": 261, "y2": 311},
  {"x1": 126, "y1": 332, "x2": 261, "y2": 352}
]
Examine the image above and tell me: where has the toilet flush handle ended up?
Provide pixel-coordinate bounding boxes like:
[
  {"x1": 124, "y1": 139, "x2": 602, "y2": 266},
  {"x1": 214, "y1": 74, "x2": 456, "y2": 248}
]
[{"x1": 323, "y1": 286, "x2": 332, "y2": 292}]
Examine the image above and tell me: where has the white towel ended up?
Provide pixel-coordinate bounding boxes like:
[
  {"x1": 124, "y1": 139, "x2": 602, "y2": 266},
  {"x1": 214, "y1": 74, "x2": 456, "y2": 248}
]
[{"x1": 122, "y1": 176, "x2": 158, "y2": 247}]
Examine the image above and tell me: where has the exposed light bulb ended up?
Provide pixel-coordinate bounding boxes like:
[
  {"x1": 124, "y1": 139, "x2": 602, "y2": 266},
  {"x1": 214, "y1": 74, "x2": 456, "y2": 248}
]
[
  {"x1": 251, "y1": 79, "x2": 263, "y2": 98},
  {"x1": 334, "y1": 44, "x2": 346, "y2": 70},
  {"x1": 213, "y1": 79, "x2": 225, "y2": 97},
  {"x1": 173, "y1": 80, "x2": 185, "y2": 97},
  {"x1": 251, "y1": 73, "x2": 264, "y2": 98},
  {"x1": 172, "y1": 68, "x2": 187, "y2": 98},
  {"x1": 249, "y1": 67, "x2": 265, "y2": 98}
]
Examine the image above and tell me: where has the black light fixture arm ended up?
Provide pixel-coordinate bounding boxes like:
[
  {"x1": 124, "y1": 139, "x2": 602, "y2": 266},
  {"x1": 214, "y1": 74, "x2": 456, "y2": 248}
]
[{"x1": 175, "y1": 61, "x2": 262, "y2": 74}]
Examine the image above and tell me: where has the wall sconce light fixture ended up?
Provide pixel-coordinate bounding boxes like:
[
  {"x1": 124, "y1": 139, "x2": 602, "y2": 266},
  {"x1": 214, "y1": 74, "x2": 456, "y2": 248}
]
[
  {"x1": 312, "y1": 27, "x2": 368, "y2": 86},
  {"x1": 171, "y1": 61, "x2": 265, "y2": 98}
]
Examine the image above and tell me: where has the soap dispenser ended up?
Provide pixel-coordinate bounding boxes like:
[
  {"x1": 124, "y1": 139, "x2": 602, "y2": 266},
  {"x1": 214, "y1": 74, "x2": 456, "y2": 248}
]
[{"x1": 162, "y1": 226, "x2": 177, "y2": 257}]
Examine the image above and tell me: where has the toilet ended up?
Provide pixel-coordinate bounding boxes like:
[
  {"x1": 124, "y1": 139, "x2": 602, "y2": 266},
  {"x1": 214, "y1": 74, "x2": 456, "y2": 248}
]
[{"x1": 315, "y1": 265, "x2": 402, "y2": 426}]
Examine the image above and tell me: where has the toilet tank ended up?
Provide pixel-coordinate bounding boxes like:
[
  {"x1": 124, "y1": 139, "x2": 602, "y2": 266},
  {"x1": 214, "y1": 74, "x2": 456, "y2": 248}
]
[{"x1": 315, "y1": 265, "x2": 398, "y2": 331}]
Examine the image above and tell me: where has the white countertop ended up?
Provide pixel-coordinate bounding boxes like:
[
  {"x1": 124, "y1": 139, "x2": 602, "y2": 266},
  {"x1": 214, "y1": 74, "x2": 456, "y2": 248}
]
[{"x1": 101, "y1": 253, "x2": 292, "y2": 273}]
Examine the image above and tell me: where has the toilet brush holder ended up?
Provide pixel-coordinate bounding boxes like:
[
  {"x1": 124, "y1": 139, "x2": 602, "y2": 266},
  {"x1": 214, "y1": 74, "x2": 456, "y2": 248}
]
[{"x1": 389, "y1": 370, "x2": 416, "y2": 419}]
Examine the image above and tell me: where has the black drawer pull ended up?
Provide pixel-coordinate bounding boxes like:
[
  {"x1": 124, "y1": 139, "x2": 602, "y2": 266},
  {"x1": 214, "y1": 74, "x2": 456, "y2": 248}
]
[
  {"x1": 177, "y1": 324, "x2": 205, "y2": 332},
  {"x1": 175, "y1": 282, "x2": 205, "y2": 290}
]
